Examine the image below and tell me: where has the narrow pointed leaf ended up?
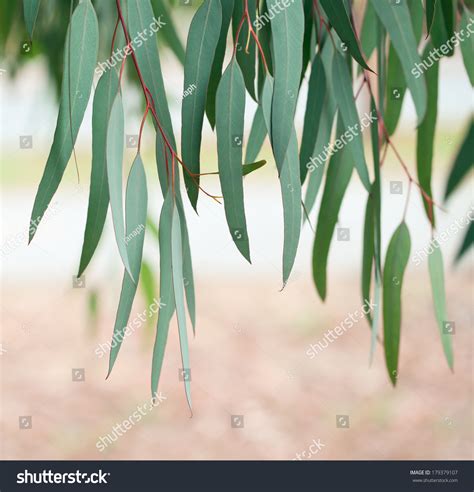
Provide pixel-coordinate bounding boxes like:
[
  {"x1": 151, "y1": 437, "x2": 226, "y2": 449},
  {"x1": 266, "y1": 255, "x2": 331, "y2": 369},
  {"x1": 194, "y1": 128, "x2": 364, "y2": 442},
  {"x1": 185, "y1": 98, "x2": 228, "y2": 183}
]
[
  {"x1": 430, "y1": 0, "x2": 454, "y2": 57},
  {"x1": 269, "y1": 0, "x2": 304, "y2": 171},
  {"x1": 332, "y1": 53, "x2": 371, "y2": 191},
  {"x1": 455, "y1": 221, "x2": 474, "y2": 262},
  {"x1": 171, "y1": 203, "x2": 192, "y2": 411},
  {"x1": 107, "y1": 155, "x2": 148, "y2": 375},
  {"x1": 29, "y1": 0, "x2": 98, "y2": 243},
  {"x1": 417, "y1": 42, "x2": 439, "y2": 227},
  {"x1": 300, "y1": 53, "x2": 326, "y2": 183},
  {"x1": 460, "y1": 9, "x2": 474, "y2": 86},
  {"x1": 383, "y1": 222, "x2": 411, "y2": 386},
  {"x1": 362, "y1": 190, "x2": 375, "y2": 324},
  {"x1": 320, "y1": 0, "x2": 372, "y2": 71},
  {"x1": 243, "y1": 160, "x2": 266, "y2": 176},
  {"x1": 312, "y1": 120, "x2": 353, "y2": 301},
  {"x1": 107, "y1": 93, "x2": 133, "y2": 280},
  {"x1": 280, "y1": 129, "x2": 302, "y2": 285},
  {"x1": 182, "y1": 0, "x2": 222, "y2": 209},
  {"x1": 151, "y1": 192, "x2": 175, "y2": 398},
  {"x1": 426, "y1": 0, "x2": 437, "y2": 36},
  {"x1": 206, "y1": 0, "x2": 235, "y2": 129},
  {"x1": 360, "y1": 0, "x2": 377, "y2": 61},
  {"x1": 428, "y1": 245, "x2": 454, "y2": 370},
  {"x1": 370, "y1": 0, "x2": 427, "y2": 124},
  {"x1": 23, "y1": 0, "x2": 40, "y2": 40},
  {"x1": 232, "y1": 0, "x2": 257, "y2": 100},
  {"x1": 245, "y1": 106, "x2": 267, "y2": 164},
  {"x1": 444, "y1": 120, "x2": 474, "y2": 200},
  {"x1": 128, "y1": 0, "x2": 175, "y2": 150},
  {"x1": 78, "y1": 69, "x2": 120, "y2": 277},
  {"x1": 216, "y1": 60, "x2": 251, "y2": 262}
]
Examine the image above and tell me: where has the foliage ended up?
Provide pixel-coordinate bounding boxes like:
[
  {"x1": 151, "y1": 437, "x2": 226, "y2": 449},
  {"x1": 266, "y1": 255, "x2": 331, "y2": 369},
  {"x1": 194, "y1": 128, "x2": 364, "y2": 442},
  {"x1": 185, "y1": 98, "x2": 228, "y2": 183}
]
[{"x1": 10, "y1": 0, "x2": 474, "y2": 409}]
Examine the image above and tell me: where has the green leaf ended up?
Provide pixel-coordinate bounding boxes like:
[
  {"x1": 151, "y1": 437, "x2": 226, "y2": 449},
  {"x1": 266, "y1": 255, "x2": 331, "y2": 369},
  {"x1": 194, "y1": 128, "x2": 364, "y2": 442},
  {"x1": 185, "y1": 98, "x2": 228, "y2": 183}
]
[
  {"x1": 28, "y1": 0, "x2": 98, "y2": 243},
  {"x1": 320, "y1": 0, "x2": 372, "y2": 71},
  {"x1": 23, "y1": 0, "x2": 40, "y2": 40},
  {"x1": 301, "y1": 0, "x2": 315, "y2": 82},
  {"x1": 107, "y1": 154, "x2": 148, "y2": 376},
  {"x1": 426, "y1": 0, "x2": 437, "y2": 36},
  {"x1": 150, "y1": 0, "x2": 185, "y2": 64},
  {"x1": 128, "y1": 0, "x2": 175, "y2": 151},
  {"x1": 280, "y1": 129, "x2": 302, "y2": 285},
  {"x1": 430, "y1": 0, "x2": 455, "y2": 57},
  {"x1": 362, "y1": 190, "x2": 375, "y2": 325},
  {"x1": 216, "y1": 60, "x2": 251, "y2": 262},
  {"x1": 460, "y1": 9, "x2": 474, "y2": 86},
  {"x1": 107, "y1": 93, "x2": 133, "y2": 280},
  {"x1": 360, "y1": 0, "x2": 377, "y2": 61},
  {"x1": 300, "y1": 53, "x2": 326, "y2": 184},
  {"x1": 428, "y1": 245, "x2": 454, "y2": 370},
  {"x1": 417, "y1": 42, "x2": 439, "y2": 227},
  {"x1": 268, "y1": 0, "x2": 304, "y2": 171},
  {"x1": 206, "y1": 0, "x2": 234, "y2": 129},
  {"x1": 171, "y1": 201, "x2": 192, "y2": 412},
  {"x1": 383, "y1": 222, "x2": 411, "y2": 386},
  {"x1": 182, "y1": 0, "x2": 222, "y2": 210},
  {"x1": 332, "y1": 52, "x2": 371, "y2": 191},
  {"x1": 78, "y1": 69, "x2": 120, "y2": 277},
  {"x1": 232, "y1": 0, "x2": 257, "y2": 100},
  {"x1": 243, "y1": 160, "x2": 266, "y2": 176},
  {"x1": 152, "y1": 192, "x2": 175, "y2": 399},
  {"x1": 370, "y1": 0, "x2": 427, "y2": 125},
  {"x1": 245, "y1": 106, "x2": 267, "y2": 164},
  {"x1": 456, "y1": 220, "x2": 474, "y2": 262},
  {"x1": 312, "y1": 119, "x2": 353, "y2": 301},
  {"x1": 444, "y1": 120, "x2": 474, "y2": 200}
]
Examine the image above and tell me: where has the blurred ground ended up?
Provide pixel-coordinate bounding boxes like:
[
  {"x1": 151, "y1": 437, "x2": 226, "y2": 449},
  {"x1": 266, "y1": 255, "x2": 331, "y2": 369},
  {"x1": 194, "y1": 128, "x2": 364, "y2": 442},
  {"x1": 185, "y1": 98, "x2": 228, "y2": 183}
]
[{"x1": 1, "y1": 263, "x2": 472, "y2": 460}]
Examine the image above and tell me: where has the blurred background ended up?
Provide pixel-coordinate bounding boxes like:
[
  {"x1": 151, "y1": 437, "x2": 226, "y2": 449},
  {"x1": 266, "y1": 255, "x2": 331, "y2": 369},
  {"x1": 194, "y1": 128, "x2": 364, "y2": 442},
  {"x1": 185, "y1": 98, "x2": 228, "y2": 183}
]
[{"x1": 0, "y1": 0, "x2": 473, "y2": 460}]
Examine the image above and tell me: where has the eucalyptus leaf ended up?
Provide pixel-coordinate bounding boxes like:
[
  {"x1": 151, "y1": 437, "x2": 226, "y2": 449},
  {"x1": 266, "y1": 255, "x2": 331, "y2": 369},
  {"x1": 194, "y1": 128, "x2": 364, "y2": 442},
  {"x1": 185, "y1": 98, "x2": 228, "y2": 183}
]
[{"x1": 23, "y1": 0, "x2": 40, "y2": 40}]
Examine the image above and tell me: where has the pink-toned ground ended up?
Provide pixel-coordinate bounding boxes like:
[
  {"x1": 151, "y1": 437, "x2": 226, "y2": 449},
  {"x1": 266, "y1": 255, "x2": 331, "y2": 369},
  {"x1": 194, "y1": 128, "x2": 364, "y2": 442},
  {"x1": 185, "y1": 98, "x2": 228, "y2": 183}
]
[{"x1": 1, "y1": 268, "x2": 472, "y2": 460}]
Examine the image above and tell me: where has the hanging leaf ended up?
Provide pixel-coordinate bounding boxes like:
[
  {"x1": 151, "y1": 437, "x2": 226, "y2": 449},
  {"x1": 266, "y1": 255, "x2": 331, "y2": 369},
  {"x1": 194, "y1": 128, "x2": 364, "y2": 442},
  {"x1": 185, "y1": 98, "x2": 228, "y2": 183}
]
[
  {"x1": 312, "y1": 119, "x2": 353, "y2": 301},
  {"x1": 107, "y1": 93, "x2": 133, "y2": 280},
  {"x1": 280, "y1": 129, "x2": 302, "y2": 285},
  {"x1": 301, "y1": 0, "x2": 314, "y2": 82},
  {"x1": 216, "y1": 60, "x2": 251, "y2": 262},
  {"x1": 181, "y1": 0, "x2": 222, "y2": 209},
  {"x1": 362, "y1": 190, "x2": 375, "y2": 324},
  {"x1": 23, "y1": 0, "x2": 40, "y2": 40},
  {"x1": 460, "y1": 9, "x2": 474, "y2": 86},
  {"x1": 444, "y1": 120, "x2": 474, "y2": 200},
  {"x1": 243, "y1": 159, "x2": 266, "y2": 176},
  {"x1": 268, "y1": 0, "x2": 304, "y2": 171},
  {"x1": 152, "y1": 192, "x2": 175, "y2": 399},
  {"x1": 78, "y1": 69, "x2": 120, "y2": 277},
  {"x1": 383, "y1": 221, "x2": 411, "y2": 386},
  {"x1": 417, "y1": 42, "x2": 439, "y2": 227},
  {"x1": 28, "y1": 0, "x2": 98, "y2": 243},
  {"x1": 299, "y1": 52, "x2": 326, "y2": 184},
  {"x1": 455, "y1": 221, "x2": 474, "y2": 262},
  {"x1": 360, "y1": 0, "x2": 377, "y2": 61},
  {"x1": 107, "y1": 154, "x2": 148, "y2": 375},
  {"x1": 320, "y1": 0, "x2": 372, "y2": 71},
  {"x1": 245, "y1": 106, "x2": 267, "y2": 164},
  {"x1": 428, "y1": 245, "x2": 454, "y2": 370},
  {"x1": 127, "y1": 0, "x2": 175, "y2": 151},
  {"x1": 430, "y1": 0, "x2": 455, "y2": 57},
  {"x1": 206, "y1": 0, "x2": 235, "y2": 129},
  {"x1": 370, "y1": 0, "x2": 427, "y2": 125},
  {"x1": 150, "y1": 0, "x2": 185, "y2": 64},
  {"x1": 232, "y1": 0, "x2": 257, "y2": 100},
  {"x1": 332, "y1": 52, "x2": 371, "y2": 191},
  {"x1": 426, "y1": 0, "x2": 437, "y2": 36}
]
